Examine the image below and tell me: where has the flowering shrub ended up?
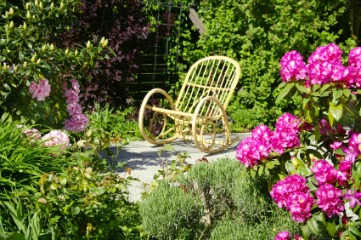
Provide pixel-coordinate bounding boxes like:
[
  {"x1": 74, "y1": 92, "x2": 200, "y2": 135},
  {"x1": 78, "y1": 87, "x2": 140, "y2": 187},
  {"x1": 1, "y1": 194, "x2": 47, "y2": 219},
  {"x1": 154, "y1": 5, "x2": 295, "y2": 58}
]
[
  {"x1": 0, "y1": 2, "x2": 107, "y2": 130},
  {"x1": 236, "y1": 43, "x2": 361, "y2": 239}
]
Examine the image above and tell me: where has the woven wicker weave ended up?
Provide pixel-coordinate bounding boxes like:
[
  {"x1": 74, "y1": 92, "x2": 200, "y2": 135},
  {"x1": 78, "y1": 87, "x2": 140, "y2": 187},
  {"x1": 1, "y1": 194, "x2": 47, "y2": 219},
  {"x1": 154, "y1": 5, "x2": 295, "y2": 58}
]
[{"x1": 138, "y1": 56, "x2": 241, "y2": 153}]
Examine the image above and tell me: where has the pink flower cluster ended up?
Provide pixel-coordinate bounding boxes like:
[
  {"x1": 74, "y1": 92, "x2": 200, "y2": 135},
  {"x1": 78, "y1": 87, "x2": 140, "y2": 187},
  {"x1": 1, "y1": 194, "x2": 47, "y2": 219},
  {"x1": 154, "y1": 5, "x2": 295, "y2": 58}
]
[
  {"x1": 275, "y1": 231, "x2": 302, "y2": 240},
  {"x1": 312, "y1": 159, "x2": 347, "y2": 186},
  {"x1": 270, "y1": 174, "x2": 314, "y2": 223},
  {"x1": 236, "y1": 113, "x2": 301, "y2": 167},
  {"x1": 280, "y1": 43, "x2": 361, "y2": 88},
  {"x1": 63, "y1": 79, "x2": 89, "y2": 132},
  {"x1": 275, "y1": 231, "x2": 290, "y2": 240},
  {"x1": 315, "y1": 184, "x2": 344, "y2": 218},
  {"x1": 29, "y1": 79, "x2": 51, "y2": 101},
  {"x1": 41, "y1": 130, "x2": 70, "y2": 150}
]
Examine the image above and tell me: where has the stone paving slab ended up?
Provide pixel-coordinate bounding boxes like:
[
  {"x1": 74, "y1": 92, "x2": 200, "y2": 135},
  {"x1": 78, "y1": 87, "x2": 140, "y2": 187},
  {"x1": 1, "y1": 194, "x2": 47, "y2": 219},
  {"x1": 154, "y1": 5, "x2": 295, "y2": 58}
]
[{"x1": 112, "y1": 133, "x2": 251, "y2": 202}]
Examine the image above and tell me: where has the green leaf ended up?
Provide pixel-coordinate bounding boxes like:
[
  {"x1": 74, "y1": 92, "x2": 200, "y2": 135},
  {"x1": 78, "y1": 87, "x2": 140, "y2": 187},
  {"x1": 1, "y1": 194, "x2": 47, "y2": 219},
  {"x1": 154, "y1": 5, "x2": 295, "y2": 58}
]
[
  {"x1": 350, "y1": 226, "x2": 361, "y2": 237},
  {"x1": 329, "y1": 101, "x2": 343, "y2": 122},
  {"x1": 344, "y1": 88, "x2": 351, "y2": 98},
  {"x1": 306, "y1": 216, "x2": 320, "y2": 235},
  {"x1": 295, "y1": 83, "x2": 308, "y2": 93},
  {"x1": 319, "y1": 84, "x2": 331, "y2": 93},
  {"x1": 333, "y1": 89, "x2": 343, "y2": 104},
  {"x1": 265, "y1": 160, "x2": 280, "y2": 170},
  {"x1": 302, "y1": 97, "x2": 310, "y2": 110},
  {"x1": 326, "y1": 220, "x2": 338, "y2": 237},
  {"x1": 275, "y1": 82, "x2": 294, "y2": 105}
]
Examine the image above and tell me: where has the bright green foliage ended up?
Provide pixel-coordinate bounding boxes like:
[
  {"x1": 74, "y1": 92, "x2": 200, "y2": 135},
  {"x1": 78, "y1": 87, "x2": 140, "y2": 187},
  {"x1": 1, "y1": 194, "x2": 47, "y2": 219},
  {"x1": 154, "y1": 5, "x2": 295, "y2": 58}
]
[
  {"x1": 36, "y1": 164, "x2": 144, "y2": 239},
  {"x1": 76, "y1": 103, "x2": 141, "y2": 151},
  {"x1": 0, "y1": 1, "x2": 107, "y2": 128},
  {"x1": 178, "y1": 0, "x2": 351, "y2": 129}
]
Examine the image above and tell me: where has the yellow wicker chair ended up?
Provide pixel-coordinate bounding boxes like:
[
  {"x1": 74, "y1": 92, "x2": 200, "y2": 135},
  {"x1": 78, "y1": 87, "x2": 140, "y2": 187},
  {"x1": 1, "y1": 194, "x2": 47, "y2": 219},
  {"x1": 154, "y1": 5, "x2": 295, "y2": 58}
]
[{"x1": 138, "y1": 56, "x2": 241, "y2": 153}]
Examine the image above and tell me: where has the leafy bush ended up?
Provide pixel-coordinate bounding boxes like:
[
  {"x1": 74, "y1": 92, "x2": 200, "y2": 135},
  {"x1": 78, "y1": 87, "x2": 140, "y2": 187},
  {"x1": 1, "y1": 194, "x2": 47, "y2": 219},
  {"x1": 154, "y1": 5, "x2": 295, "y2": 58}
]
[
  {"x1": 176, "y1": 0, "x2": 352, "y2": 130},
  {"x1": 36, "y1": 161, "x2": 144, "y2": 239},
  {"x1": 0, "y1": 1, "x2": 108, "y2": 128},
  {"x1": 141, "y1": 158, "x2": 302, "y2": 239}
]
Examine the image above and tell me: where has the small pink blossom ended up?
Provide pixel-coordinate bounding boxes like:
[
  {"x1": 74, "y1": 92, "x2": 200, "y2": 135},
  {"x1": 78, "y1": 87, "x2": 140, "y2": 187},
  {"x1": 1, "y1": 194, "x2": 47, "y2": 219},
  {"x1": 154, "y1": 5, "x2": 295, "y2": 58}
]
[
  {"x1": 63, "y1": 113, "x2": 89, "y2": 133},
  {"x1": 66, "y1": 102, "x2": 83, "y2": 116},
  {"x1": 330, "y1": 141, "x2": 343, "y2": 150},
  {"x1": 64, "y1": 89, "x2": 79, "y2": 104},
  {"x1": 275, "y1": 231, "x2": 291, "y2": 240},
  {"x1": 348, "y1": 47, "x2": 361, "y2": 69},
  {"x1": 344, "y1": 190, "x2": 361, "y2": 208},
  {"x1": 23, "y1": 128, "x2": 41, "y2": 140},
  {"x1": 29, "y1": 79, "x2": 51, "y2": 101},
  {"x1": 42, "y1": 130, "x2": 70, "y2": 150}
]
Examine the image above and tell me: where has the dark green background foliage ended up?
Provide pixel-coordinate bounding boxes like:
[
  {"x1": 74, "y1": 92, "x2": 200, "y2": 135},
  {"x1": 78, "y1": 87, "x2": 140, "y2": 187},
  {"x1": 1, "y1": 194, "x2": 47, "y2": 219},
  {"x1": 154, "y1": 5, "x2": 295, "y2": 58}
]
[{"x1": 173, "y1": 0, "x2": 354, "y2": 129}]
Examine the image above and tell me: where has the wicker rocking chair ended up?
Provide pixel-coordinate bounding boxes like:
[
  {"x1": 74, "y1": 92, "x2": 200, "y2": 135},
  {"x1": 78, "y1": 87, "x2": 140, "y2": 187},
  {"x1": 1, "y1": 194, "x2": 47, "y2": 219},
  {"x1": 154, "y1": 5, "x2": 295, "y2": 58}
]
[{"x1": 138, "y1": 56, "x2": 241, "y2": 153}]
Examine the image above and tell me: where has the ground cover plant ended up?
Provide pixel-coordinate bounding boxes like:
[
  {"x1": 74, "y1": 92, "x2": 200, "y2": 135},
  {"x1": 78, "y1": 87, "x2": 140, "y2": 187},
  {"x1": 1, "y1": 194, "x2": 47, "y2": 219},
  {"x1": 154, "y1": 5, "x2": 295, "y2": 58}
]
[
  {"x1": 236, "y1": 43, "x2": 361, "y2": 239},
  {"x1": 140, "y1": 158, "x2": 300, "y2": 239}
]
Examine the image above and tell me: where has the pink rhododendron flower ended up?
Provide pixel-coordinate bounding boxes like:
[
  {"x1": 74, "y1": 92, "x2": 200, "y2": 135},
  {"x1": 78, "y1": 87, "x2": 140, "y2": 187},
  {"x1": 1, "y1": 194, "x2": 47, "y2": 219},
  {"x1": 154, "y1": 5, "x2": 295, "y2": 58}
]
[
  {"x1": 312, "y1": 160, "x2": 337, "y2": 185},
  {"x1": 63, "y1": 79, "x2": 88, "y2": 132},
  {"x1": 70, "y1": 79, "x2": 80, "y2": 94},
  {"x1": 343, "y1": 133, "x2": 361, "y2": 163},
  {"x1": 348, "y1": 47, "x2": 361, "y2": 69},
  {"x1": 330, "y1": 141, "x2": 343, "y2": 150},
  {"x1": 275, "y1": 231, "x2": 291, "y2": 240},
  {"x1": 316, "y1": 184, "x2": 344, "y2": 218},
  {"x1": 344, "y1": 190, "x2": 361, "y2": 208},
  {"x1": 23, "y1": 128, "x2": 41, "y2": 140},
  {"x1": 42, "y1": 130, "x2": 70, "y2": 150},
  {"x1": 270, "y1": 174, "x2": 309, "y2": 209},
  {"x1": 271, "y1": 113, "x2": 301, "y2": 154},
  {"x1": 64, "y1": 89, "x2": 80, "y2": 104},
  {"x1": 280, "y1": 50, "x2": 307, "y2": 82},
  {"x1": 287, "y1": 191, "x2": 314, "y2": 223},
  {"x1": 338, "y1": 159, "x2": 353, "y2": 178},
  {"x1": 307, "y1": 43, "x2": 343, "y2": 65},
  {"x1": 236, "y1": 137, "x2": 264, "y2": 167},
  {"x1": 29, "y1": 79, "x2": 51, "y2": 101},
  {"x1": 63, "y1": 113, "x2": 89, "y2": 133},
  {"x1": 66, "y1": 102, "x2": 83, "y2": 116}
]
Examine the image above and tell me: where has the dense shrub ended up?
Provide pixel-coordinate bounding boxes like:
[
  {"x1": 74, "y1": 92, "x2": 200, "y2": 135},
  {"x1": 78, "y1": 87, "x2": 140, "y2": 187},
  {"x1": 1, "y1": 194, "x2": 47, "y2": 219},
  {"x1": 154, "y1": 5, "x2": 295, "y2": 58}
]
[
  {"x1": 59, "y1": 0, "x2": 151, "y2": 109},
  {"x1": 141, "y1": 158, "x2": 302, "y2": 239},
  {"x1": 0, "y1": 1, "x2": 107, "y2": 128},
  {"x1": 176, "y1": 0, "x2": 353, "y2": 130}
]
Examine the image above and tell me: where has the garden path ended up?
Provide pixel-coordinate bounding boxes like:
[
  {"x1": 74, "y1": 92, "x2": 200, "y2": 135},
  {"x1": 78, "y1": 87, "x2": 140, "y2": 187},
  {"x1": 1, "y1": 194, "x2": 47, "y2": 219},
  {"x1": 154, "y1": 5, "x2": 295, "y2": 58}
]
[{"x1": 110, "y1": 133, "x2": 251, "y2": 202}]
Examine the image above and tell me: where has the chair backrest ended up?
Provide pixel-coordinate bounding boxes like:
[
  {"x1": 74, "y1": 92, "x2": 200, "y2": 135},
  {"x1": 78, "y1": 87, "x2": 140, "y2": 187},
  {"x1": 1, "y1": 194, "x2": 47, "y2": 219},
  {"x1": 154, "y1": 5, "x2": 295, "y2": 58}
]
[{"x1": 175, "y1": 56, "x2": 241, "y2": 117}]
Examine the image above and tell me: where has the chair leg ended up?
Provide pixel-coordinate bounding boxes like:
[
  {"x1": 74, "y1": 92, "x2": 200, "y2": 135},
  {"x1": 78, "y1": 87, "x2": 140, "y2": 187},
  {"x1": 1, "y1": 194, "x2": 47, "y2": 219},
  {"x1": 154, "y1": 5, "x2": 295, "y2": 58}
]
[
  {"x1": 192, "y1": 96, "x2": 233, "y2": 153},
  {"x1": 138, "y1": 88, "x2": 178, "y2": 144}
]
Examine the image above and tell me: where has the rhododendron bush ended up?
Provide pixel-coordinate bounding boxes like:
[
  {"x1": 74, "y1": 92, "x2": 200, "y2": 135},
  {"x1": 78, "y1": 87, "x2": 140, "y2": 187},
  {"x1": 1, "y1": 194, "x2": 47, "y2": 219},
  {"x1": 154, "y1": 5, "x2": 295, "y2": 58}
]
[
  {"x1": 237, "y1": 43, "x2": 361, "y2": 239},
  {"x1": 0, "y1": 1, "x2": 108, "y2": 131}
]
